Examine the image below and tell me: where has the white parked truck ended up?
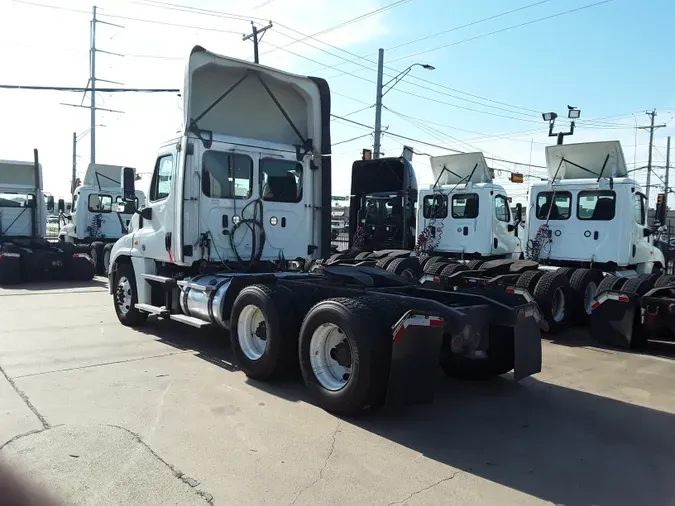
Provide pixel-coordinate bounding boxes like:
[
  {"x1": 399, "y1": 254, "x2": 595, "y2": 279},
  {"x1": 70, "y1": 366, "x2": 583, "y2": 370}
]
[
  {"x1": 58, "y1": 163, "x2": 146, "y2": 274},
  {"x1": 421, "y1": 141, "x2": 670, "y2": 338},
  {"x1": 0, "y1": 150, "x2": 94, "y2": 284},
  {"x1": 108, "y1": 46, "x2": 544, "y2": 415}
]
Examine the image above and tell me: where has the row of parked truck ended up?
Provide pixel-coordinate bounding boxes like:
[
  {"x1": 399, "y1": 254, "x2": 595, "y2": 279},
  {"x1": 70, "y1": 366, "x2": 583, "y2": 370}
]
[
  {"x1": 3, "y1": 46, "x2": 673, "y2": 415},
  {"x1": 0, "y1": 154, "x2": 146, "y2": 283}
]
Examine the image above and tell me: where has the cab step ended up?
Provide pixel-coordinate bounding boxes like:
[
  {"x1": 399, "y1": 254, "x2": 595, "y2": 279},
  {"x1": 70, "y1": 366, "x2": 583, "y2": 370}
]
[
  {"x1": 169, "y1": 314, "x2": 211, "y2": 328},
  {"x1": 135, "y1": 303, "x2": 169, "y2": 317},
  {"x1": 142, "y1": 274, "x2": 177, "y2": 286}
]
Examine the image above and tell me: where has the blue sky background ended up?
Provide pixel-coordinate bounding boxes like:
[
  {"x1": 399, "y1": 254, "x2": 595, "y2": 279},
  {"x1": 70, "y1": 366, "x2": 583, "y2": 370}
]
[{"x1": 1, "y1": 0, "x2": 673, "y2": 204}]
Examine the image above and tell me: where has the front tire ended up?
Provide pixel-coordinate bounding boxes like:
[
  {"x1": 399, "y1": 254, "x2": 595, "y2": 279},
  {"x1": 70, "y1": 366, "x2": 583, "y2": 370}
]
[
  {"x1": 113, "y1": 263, "x2": 147, "y2": 327},
  {"x1": 103, "y1": 244, "x2": 113, "y2": 275},
  {"x1": 299, "y1": 298, "x2": 389, "y2": 415},
  {"x1": 90, "y1": 241, "x2": 105, "y2": 274},
  {"x1": 569, "y1": 268, "x2": 603, "y2": 324},
  {"x1": 230, "y1": 284, "x2": 298, "y2": 381}
]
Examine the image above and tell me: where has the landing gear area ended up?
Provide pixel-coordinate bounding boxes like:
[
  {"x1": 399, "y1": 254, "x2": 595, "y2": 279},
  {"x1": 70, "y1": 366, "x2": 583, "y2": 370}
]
[
  {"x1": 110, "y1": 260, "x2": 543, "y2": 415},
  {"x1": 0, "y1": 240, "x2": 95, "y2": 285},
  {"x1": 320, "y1": 250, "x2": 675, "y2": 350}
]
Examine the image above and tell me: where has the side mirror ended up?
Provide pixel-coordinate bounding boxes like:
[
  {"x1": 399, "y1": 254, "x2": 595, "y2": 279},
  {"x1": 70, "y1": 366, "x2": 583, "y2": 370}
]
[
  {"x1": 140, "y1": 207, "x2": 152, "y2": 220},
  {"x1": 514, "y1": 202, "x2": 523, "y2": 223},
  {"x1": 121, "y1": 166, "x2": 136, "y2": 202},
  {"x1": 26, "y1": 195, "x2": 36, "y2": 208},
  {"x1": 57, "y1": 199, "x2": 65, "y2": 213},
  {"x1": 643, "y1": 228, "x2": 653, "y2": 238},
  {"x1": 507, "y1": 224, "x2": 516, "y2": 232},
  {"x1": 47, "y1": 196, "x2": 54, "y2": 212}
]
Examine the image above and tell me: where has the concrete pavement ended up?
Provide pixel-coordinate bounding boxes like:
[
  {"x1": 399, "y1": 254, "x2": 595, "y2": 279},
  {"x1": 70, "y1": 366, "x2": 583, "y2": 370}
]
[{"x1": 1, "y1": 279, "x2": 675, "y2": 505}]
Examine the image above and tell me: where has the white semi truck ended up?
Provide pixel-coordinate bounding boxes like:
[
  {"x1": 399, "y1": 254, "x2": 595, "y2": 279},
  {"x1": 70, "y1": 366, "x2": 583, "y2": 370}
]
[
  {"x1": 416, "y1": 141, "x2": 670, "y2": 339},
  {"x1": 58, "y1": 163, "x2": 146, "y2": 274},
  {"x1": 0, "y1": 150, "x2": 94, "y2": 284},
  {"x1": 107, "y1": 46, "x2": 543, "y2": 415}
]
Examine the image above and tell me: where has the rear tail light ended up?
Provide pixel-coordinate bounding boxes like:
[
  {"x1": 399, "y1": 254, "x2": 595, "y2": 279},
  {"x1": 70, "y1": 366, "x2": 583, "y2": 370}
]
[
  {"x1": 505, "y1": 286, "x2": 515, "y2": 294},
  {"x1": 618, "y1": 294, "x2": 630, "y2": 303},
  {"x1": 590, "y1": 300, "x2": 600, "y2": 310}
]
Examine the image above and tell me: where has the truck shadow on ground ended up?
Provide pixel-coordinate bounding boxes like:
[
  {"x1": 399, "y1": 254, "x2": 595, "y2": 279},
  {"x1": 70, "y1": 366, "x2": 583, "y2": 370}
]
[
  {"x1": 548, "y1": 326, "x2": 675, "y2": 360},
  {"x1": 138, "y1": 320, "x2": 675, "y2": 506},
  {"x1": 0, "y1": 276, "x2": 108, "y2": 293}
]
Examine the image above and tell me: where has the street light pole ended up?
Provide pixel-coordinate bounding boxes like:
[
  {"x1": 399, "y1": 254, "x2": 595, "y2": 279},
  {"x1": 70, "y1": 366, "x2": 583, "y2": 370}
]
[
  {"x1": 373, "y1": 49, "x2": 385, "y2": 159},
  {"x1": 72, "y1": 131, "x2": 77, "y2": 195},
  {"x1": 372, "y1": 49, "x2": 434, "y2": 159}
]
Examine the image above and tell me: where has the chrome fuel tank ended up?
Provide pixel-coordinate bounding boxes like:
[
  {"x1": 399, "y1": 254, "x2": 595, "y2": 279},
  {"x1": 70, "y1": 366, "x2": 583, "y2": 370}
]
[{"x1": 178, "y1": 274, "x2": 232, "y2": 328}]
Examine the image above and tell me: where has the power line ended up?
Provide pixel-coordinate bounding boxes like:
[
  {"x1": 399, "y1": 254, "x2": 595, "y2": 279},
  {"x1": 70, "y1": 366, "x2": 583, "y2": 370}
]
[
  {"x1": 0, "y1": 84, "x2": 179, "y2": 92},
  {"x1": 270, "y1": 25, "x2": 540, "y2": 118},
  {"x1": 388, "y1": 0, "x2": 615, "y2": 64},
  {"x1": 332, "y1": 133, "x2": 372, "y2": 147},
  {"x1": 329, "y1": 113, "x2": 546, "y2": 169},
  {"x1": 260, "y1": 0, "x2": 415, "y2": 57}
]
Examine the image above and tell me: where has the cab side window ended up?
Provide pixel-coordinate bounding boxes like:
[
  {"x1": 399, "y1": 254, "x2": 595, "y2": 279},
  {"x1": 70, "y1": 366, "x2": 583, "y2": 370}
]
[
  {"x1": 150, "y1": 155, "x2": 174, "y2": 202},
  {"x1": 495, "y1": 196, "x2": 510, "y2": 222},
  {"x1": 633, "y1": 193, "x2": 646, "y2": 225}
]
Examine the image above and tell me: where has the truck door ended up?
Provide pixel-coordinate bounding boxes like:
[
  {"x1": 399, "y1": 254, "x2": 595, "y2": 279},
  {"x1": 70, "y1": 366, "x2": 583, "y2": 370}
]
[
  {"x1": 492, "y1": 194, "x2": 518, "y2": 256},
  {"x1": 198, "y1": 146, "x2": 258, "y2": 263},
  {"x1": 531, "y1": 191, "x2": 574, "y2": 261},
  {"x1": 258, "y1": 156, "x2": 312, "y2": 260},
  {"x1": 576, "y1": 190, "x2": 618, "y2": 263},
  {"x1": 447, "y1": 193, "x2": 488, "y2": 254},
  {"x1": 137, "y1": 147, "x2": 178, "y2": 263}
]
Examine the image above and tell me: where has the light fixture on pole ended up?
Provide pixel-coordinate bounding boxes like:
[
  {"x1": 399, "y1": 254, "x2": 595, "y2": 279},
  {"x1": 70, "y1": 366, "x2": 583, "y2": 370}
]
[
  {"x1": 373, "y1": 49, "x2": 435, "y2": 159},
  {"x1": 543, "y1": 106, "x2": 580, "y2": 145}
]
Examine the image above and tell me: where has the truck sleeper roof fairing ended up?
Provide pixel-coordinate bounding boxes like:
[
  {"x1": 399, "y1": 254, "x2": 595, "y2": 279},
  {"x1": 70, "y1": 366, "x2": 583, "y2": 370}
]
[
  {"x1": 183, "y1": 45, "x2": 332, "y2": 256},
  {"x1": 545, "y1": 141, "x2": 628, "y2": 180},
  {"x1": 430, "y1": 152, "x2": 492, "y2": 186},
  {"x1": 82, "y1": 164, "x2": 136, "y2": 189},
  {"x1": 0, "y1": 159, "x2": 41, "y2": 191},
  {"x1": 184, "y1": 45, "x2": 329, "y2": 155}
]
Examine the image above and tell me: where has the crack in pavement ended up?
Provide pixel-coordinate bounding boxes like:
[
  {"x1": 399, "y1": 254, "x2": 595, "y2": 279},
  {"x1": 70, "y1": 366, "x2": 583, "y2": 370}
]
[
  {"x1": 289, "y1": 419, "x2": 341, "y2": 505},
  {"x1": 0, "y1": 427, "x2": 54, "y2": 451},
  {"x1": 108, "y1": 425, "x2": 214, "y2": 505},
  {"x1": 387, "y1": 471, "x2": 462, "y2": 506},
  {"x1": 0, "y1": 363, "x2": 50, "y2": 429},
  {"x1": 11, "y1": 351, "x2": 192, "y2": 379}
]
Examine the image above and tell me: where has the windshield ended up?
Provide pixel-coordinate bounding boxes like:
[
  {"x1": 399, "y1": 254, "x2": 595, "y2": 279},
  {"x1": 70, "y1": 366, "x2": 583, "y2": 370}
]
[{"x1": 363, "y1": 197, "x2": 401, "y2": 222}]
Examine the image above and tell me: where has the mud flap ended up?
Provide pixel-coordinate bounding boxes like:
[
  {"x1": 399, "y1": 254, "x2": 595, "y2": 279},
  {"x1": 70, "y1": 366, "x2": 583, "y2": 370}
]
[
  {"x1": 589, "y1": 291, "x2": 637, "y2": 349},
  {"x1": 386, "y1": 311, "x2": 444, "y2": 406},
  {"x1": 513, "y1": 310, "x2": 542, "y2": 380}
]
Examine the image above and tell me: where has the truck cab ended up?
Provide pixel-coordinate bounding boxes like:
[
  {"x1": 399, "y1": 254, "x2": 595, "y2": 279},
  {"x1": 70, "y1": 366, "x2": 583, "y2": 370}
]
[
  {"x1": 526, "y1": 141, "x2": 664, "y2": 273},
  {"x1": 111, "y1": 45, "x2": 331, "y2": 289},
  {"x1": 417, "y1": 152, "x2": 522, "y2": 259},
  {"x1": 348, "y1": 156, "x2": 418, "y2": 250}
]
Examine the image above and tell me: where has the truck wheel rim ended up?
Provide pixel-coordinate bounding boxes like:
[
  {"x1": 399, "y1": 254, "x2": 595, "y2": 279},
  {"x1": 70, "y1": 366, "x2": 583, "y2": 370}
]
[
  {"x1": 551, "y1": 287, "x2": 566, "y2": 322},
  {"x1": 584, "y1": 282, "x2": 598, "y2": 315},
  {"x1": 309, "y1": 323, "x2": 351, "y2": 391},
  {"x1": 238, "y1": 305, "x2": 267, "y2": 361},
  {"x1": 115, "y1": 276, "x2": 132, "y2": 315}
]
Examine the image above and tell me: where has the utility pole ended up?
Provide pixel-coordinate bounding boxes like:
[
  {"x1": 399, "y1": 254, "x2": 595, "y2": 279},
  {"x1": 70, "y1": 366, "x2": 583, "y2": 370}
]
[
  {"x1": 243, "y1": 21, "x2": 273, "y2": 64},
  {"x1": 639, "y1": 109, "x2": 666, "y2": 205},
  {"x1": 72, "y1": 132, "x2": 77, "y2": 195},
  {"x1": 373, "y1": 48, "x2": 385, "y2": 159},
  {"x1": 666, "y1": 136, "x2": 671, "y2": 216},
  {"x1": 90, "y1": 5, "x2": 97, "y2": 164}
]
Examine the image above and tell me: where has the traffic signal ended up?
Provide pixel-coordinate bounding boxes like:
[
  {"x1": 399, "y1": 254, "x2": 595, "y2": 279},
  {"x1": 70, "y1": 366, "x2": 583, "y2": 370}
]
[
  {"x1": 657, "y1": 193, "x2": 664, "y2": 205},
  {"x1": 510, "y1": 172, "x2": 524, "y2": 183},
  {"x1": 362, "y1": 149, "x2": 372, "y2": 160}
]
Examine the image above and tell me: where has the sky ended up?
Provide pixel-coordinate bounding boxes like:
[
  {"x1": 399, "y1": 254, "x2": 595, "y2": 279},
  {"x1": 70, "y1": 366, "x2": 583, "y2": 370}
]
[{"x1": 1, "y1": 0, "x2": 674, "y2": 207}]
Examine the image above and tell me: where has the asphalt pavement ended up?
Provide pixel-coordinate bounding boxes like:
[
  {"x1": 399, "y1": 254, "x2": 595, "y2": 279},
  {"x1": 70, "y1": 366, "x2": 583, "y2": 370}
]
[{"x1": 1, "y1": 278, "x2": 675, "y2": 505}]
